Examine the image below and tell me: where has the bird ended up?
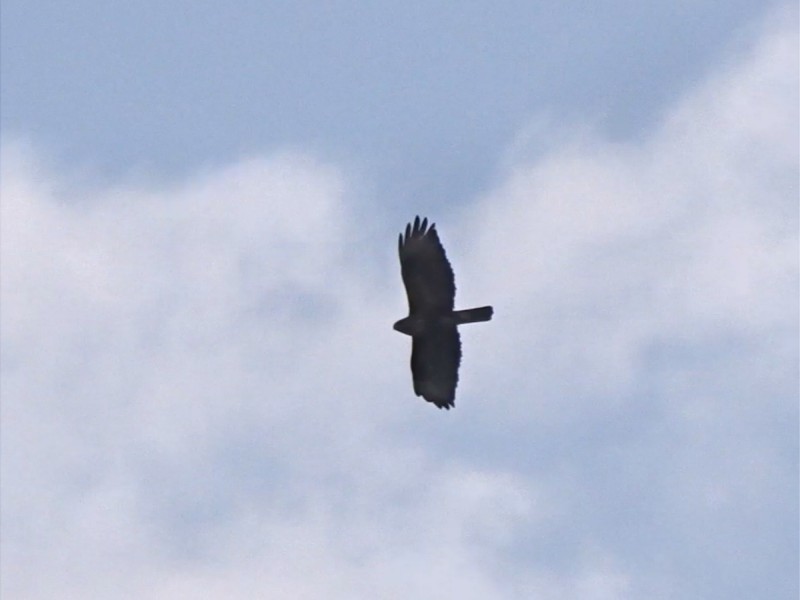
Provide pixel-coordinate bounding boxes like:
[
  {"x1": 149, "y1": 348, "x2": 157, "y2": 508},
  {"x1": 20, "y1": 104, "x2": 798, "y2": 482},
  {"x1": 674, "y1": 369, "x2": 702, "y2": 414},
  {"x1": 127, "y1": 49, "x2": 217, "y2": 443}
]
[{"x1": 394, "y1": 216, "x2": 493, "y2": 409}]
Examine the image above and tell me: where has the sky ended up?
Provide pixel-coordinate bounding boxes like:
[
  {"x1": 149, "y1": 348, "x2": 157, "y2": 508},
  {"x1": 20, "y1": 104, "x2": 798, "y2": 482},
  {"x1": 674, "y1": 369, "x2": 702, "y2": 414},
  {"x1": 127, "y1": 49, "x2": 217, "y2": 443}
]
[{"x1": 1, "y1": 2, "x2": 798, "y2": 599}]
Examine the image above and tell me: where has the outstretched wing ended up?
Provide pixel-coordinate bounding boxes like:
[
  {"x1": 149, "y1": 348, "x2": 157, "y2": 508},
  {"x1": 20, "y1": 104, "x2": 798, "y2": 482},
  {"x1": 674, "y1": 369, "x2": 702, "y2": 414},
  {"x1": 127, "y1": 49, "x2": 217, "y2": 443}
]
[
  {"x1": 411, "y1": 326, "x2": 461, "y2": 409},
  {"x1": 398, "y1": 216, "x2": 455, "y2": 314}
]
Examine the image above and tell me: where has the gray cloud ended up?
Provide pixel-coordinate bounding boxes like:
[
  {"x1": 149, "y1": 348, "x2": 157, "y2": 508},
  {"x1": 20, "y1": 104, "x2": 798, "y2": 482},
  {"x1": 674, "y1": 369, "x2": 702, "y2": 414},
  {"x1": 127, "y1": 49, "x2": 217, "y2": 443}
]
[{"x1": 1, "y1": 9, "x2": 797, "y2": 600}]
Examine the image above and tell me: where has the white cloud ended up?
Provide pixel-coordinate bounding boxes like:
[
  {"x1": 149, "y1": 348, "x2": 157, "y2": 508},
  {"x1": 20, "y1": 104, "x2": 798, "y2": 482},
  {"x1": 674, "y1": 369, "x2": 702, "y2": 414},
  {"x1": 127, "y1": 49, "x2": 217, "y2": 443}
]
[
  {"x1": 461, "y1": 7, "x2": 797, "y2": 420},
  {"x1": 1, "y1": 7, "x2": 797, "y2": 600}
]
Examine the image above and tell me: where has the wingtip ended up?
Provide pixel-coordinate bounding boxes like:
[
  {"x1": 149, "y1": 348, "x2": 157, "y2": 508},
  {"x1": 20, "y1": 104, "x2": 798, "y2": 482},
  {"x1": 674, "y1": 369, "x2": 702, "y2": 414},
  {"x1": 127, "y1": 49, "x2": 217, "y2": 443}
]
[
  {"x1": 401, "y1": 216, "x2": 436, "y2": 241},
  {"x1": 430, "y1": 397, "x2": 454, "y2": 410},
  {"x1": 417, "y1": 389, "x2": 455, "y2": 410}
]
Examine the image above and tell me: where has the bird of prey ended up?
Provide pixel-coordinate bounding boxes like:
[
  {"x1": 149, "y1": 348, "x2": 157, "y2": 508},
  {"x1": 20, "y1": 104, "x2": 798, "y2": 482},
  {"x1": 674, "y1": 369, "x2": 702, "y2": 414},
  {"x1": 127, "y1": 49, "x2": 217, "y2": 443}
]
[{"x1": 394, "y1": 216, "x2": 493, "y2": 409}]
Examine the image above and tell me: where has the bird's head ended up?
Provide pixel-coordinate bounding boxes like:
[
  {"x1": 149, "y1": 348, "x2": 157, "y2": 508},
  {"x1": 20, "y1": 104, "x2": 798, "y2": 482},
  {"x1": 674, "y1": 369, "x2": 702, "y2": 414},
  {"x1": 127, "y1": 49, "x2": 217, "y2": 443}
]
[{"x1": 393, "y1": 317, "x2": 415, "y2": 336}]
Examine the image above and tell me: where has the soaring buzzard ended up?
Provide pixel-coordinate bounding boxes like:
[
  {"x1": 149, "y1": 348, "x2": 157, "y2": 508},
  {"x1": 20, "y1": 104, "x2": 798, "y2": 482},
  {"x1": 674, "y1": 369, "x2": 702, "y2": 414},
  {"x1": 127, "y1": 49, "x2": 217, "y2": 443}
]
[{"x1": 394, "y1": 216, "x2": 493, "y2": 409}]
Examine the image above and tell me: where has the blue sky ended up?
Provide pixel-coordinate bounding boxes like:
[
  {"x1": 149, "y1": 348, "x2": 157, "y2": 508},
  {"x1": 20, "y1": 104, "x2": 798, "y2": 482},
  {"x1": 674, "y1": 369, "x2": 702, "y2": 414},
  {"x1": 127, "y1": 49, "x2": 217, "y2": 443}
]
[
  {"x1": 1, "y1": 2, "x2": 798, "y2": 599},
  {"x1": 0, "y1": 1, "x2": 780, "y2": 204}
]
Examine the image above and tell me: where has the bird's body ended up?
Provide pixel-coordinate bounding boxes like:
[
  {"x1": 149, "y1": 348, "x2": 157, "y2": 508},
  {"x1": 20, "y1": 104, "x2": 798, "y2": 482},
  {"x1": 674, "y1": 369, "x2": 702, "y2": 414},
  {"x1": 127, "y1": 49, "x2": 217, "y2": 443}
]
[{"x1": 394, "y1": 216, "x2": 493, "y2": 409}]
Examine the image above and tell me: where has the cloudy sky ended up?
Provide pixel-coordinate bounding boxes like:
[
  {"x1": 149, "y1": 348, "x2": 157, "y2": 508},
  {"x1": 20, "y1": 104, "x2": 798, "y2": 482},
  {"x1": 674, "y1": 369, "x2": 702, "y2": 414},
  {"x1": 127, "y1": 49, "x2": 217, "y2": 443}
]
[{"x1": 1, "y1": 2, "x2": 798, "y2": 599}]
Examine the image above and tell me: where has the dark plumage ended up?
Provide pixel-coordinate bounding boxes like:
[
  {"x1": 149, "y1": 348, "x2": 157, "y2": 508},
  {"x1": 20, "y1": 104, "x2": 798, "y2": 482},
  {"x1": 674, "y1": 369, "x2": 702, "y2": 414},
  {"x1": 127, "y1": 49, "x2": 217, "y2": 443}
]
[{"x1": 394, "y1": 216, "x2": 493, "y2": 409}]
